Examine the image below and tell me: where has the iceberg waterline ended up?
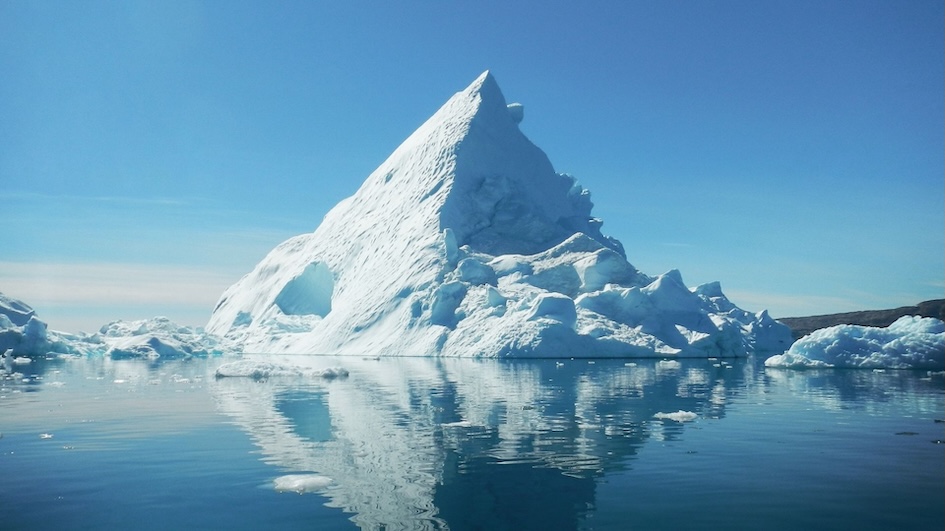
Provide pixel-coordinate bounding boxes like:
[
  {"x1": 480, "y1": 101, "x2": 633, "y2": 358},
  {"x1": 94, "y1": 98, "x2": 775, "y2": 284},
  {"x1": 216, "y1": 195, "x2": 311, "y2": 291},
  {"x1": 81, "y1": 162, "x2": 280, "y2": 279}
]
[{"x1": 206, "y1": 71, "x2": 793, "y2": 358}]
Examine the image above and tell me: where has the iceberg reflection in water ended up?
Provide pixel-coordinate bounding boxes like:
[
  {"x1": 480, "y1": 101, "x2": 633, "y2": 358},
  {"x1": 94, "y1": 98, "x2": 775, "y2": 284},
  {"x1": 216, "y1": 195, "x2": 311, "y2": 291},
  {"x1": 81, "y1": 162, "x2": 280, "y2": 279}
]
[
  {"x1": 209, "y1": 356, "x2": 779, "y2": 529},
  {"x1": 4, "y1": 355, "x2": 940, "y2": 530}
]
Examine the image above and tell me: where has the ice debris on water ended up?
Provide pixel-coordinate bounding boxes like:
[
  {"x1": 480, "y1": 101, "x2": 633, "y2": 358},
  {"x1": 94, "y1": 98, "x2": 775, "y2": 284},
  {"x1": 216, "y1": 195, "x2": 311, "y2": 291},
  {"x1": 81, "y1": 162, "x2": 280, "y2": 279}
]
[
  {"x1": 653, "y1": 411, "x2": 698, "y2": 422},
  {"x1": 273, "y1": 474, "x2": 333, "y2": 494},
  {"x1": 215, "y1": 360, "x2": 349, "y2": 380}
]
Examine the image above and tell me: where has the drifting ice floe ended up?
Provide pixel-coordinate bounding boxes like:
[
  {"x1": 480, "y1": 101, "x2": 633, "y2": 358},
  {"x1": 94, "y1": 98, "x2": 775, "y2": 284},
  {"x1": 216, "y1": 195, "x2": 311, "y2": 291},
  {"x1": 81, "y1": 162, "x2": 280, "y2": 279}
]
[
  {"x1": 273, "y1": 474, "x2": 333, "y2": 494},
  {"x1": 653, "y1": 410, "x2": 698, "y2": 422},
  {"x1": 214, "y1": 360, "x2": 349, "y2": 379}
]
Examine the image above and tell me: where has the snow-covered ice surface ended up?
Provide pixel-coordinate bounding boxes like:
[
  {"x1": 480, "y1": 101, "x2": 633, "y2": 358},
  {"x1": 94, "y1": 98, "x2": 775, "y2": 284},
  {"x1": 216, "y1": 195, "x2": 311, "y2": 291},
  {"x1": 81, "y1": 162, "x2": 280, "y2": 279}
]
[
  {"x1": 765, "y1": 316, "x2": 945, "y2": 369},
  {"x1": 207, "y1": 71, "x2": 791, "y2": 358}
]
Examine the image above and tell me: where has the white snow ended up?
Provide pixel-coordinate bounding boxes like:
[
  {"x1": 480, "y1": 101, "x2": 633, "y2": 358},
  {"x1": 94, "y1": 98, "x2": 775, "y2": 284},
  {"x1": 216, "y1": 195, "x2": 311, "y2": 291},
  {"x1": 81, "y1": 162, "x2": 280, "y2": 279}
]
[
  {"x1": 273, "y1": 474, "x2": 333, "y2": 494},
  {"x1": 765, "y1": 316, "x2": 945, "y2": 369},
  {"x1": 653, "y1": 410, "x2": 698, "y2": 422},
  {"x1": 206, "y1": 71, "x2": 791, "y2": 358}
]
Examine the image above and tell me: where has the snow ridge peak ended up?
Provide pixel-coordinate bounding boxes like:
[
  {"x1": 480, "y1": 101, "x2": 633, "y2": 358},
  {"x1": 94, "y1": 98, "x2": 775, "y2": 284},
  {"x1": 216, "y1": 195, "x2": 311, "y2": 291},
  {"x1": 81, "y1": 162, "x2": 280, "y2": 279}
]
[{"x1": 207, "y1": 72, "x2": 791, "y2": 357}]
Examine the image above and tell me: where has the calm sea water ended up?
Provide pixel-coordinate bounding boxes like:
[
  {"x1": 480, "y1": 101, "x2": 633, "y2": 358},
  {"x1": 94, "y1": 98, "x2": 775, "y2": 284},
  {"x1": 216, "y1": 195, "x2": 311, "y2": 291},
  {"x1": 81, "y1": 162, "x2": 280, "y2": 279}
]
[{"x1": 1, "y1": 355, "x2": 942, "y2": 530}]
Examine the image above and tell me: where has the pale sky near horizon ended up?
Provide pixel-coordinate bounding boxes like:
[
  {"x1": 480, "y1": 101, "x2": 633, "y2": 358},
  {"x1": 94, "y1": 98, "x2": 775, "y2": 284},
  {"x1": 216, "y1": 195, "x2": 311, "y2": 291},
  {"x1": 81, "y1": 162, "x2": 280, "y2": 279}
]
[{"x1": 2, "y1": 0, "x2": 943, "y2": 333}]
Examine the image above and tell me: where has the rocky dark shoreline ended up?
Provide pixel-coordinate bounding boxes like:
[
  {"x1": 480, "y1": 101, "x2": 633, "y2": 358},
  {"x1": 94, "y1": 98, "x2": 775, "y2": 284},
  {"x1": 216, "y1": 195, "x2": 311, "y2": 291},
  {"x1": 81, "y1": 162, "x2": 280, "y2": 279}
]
[{"x1": 778, "y1": 299, "x2": 945, "y2": 339}]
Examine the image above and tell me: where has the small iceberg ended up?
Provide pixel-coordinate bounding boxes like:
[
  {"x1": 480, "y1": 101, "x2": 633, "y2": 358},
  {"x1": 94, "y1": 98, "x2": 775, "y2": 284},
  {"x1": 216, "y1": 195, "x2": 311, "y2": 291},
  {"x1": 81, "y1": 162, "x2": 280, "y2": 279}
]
[
  {"x1": 215, "y1": 360, "x2": 349, "y2": 380},
  {"x1": 273, "y1": 474, "x2": 332, "y2": 494},
  {"x1": 765, "y1": 316, "x2": 945, "y2": 370},
  {"x1": 653, "y1": 411, "x2": 698, "y2": 422}
]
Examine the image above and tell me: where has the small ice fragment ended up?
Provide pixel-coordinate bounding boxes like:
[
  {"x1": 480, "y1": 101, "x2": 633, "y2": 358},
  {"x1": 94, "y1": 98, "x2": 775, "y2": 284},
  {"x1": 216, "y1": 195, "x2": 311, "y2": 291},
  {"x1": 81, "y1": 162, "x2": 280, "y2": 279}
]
[
  {"x1": 442, "y1": 420, "x2": 474, "y2": 428},
  {"x1": 13, "y1": 357, "x2": 32, "y2": 365},
  {"x1": 653, "y1": 410, "x2": 698, "y2": 422},
  {"x1": 657, "y1": 360, "x2": 681, "y2": 370},
  {"x1": 273, "y1": 474, "x2": 332, "y2": 494},
  {"x1": 39, "y1": 433, "x2": 54, "y2": 439},
  {"x1": 113, "y1": 379, "x2": 127, "y2": 384},
  {"x1": 215, "y1": 360, "x2": 348, "y2": 380}
]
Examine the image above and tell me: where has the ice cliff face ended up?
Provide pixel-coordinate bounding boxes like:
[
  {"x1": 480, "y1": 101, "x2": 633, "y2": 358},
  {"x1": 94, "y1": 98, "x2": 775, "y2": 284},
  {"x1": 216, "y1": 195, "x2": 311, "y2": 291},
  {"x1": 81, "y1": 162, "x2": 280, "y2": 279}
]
[{"x1": 207, "y1": 71, "x2": 791, "y2": 357}]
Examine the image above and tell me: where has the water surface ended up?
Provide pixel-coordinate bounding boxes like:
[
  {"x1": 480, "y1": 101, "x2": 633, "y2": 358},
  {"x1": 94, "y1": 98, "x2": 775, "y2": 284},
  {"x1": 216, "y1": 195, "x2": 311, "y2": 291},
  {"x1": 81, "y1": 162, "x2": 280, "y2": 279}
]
[{"x1": 2, "y1": 355, "x2": 942, "y2": 530}]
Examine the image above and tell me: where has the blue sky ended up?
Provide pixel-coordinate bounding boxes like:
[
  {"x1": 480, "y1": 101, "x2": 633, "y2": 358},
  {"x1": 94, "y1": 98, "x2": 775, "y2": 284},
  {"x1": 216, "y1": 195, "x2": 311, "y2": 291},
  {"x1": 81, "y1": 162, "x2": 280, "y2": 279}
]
[{"x1": 2, "y1": 0, "x2": 942, "y2": 333}]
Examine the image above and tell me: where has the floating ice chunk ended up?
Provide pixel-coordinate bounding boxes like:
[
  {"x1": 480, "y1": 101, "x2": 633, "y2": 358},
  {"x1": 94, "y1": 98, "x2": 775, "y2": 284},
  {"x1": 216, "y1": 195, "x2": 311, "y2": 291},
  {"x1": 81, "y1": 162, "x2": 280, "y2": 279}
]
[
  {"x1": 653, "y1": 411, "x2": 698, "y2": 422},
  {"x1": 39, "y1": 433, "x2": 54, "y2": 439},
  {"x1": 657, "y1": 360, "x2": 682, "y2": 370},
  {"x1": 765, "y1": 316, "x2": 945, "y2": 369},
  {"x1": 762, "y1": 352, "x2": 832, "y2": 369},
  {"x1": 214, "y1": 360, "x2": 349, "y2": 380},
  {"x1": 441, "y1": 420, "x2": 475, "y2": 428},
  {"x1": 273, "y1": 474, "x2": 332, "y2": 494}
]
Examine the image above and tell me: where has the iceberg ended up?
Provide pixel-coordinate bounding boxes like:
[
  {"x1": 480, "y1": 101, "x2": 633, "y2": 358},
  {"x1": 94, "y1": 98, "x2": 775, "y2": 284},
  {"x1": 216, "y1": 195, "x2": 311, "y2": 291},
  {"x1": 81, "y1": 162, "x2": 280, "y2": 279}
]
[
  {"x1": 1, "y1": 292, "x2": 82, "y2": 357},
  {"x1": 98, "y1": 317, "x2": 227, "y2": 360},
  {"x1": 199, "y1": 71, "x2": 791, "y2": 357},
  {"x1": 764, "y1": 316, "x2": 945, "y2": 369},
  {"x1": 1, "y1": 291, "x2": 233, "y2": 359}
]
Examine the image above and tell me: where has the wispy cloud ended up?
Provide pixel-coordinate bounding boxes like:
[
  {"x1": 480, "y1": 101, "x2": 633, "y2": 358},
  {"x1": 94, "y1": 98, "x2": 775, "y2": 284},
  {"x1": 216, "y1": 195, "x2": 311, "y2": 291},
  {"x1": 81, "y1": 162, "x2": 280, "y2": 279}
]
[{"x1": 1, "y1": 191, "x2": 193, "y2": 207}]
